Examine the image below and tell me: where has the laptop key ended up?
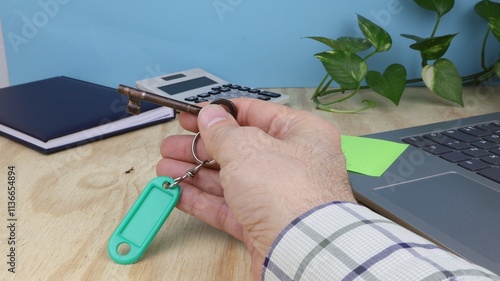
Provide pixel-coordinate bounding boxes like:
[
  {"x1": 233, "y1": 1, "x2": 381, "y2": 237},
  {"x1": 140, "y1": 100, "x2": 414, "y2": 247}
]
[
  {"x1": 462, "y1": 147, "x2": 491, "y2": 158},
  {"x1": 440, "y1": 151, "x2": 471, "y2": 163},
  {"x1": 480, "y1": 154, "x2": 500, "y2": 166},
  {"x1": 490, "y1": 147, "x2": 500, "y2": 156},
  {"x1": 471, "y1": 140, "x2": 498, "y2": 150},
  {"x1": 402, "y1": 136, "x2": 435, "y2": 147},
  {"x1": 458, "y1": 159, "x2": 490, "y2": 171},
  {"x1": 476, "y1": 123, "x2": 500, "y2": 131},
  {"x1": 424, "y1": 144, "x2": 453, "y2": 155},
  {"x1": 483, "y1": 134, "x2": 500, "y2": 144},
  {"x1": 423, "y1": 133, "x2": 450, "y2": 144},
  {"x1": 459, "y1": 126, "x2": 490, "y2": 137},
  {"x1": 477, "y1": 167, "x2": 500, "y2": 184},
  {"x1": 442, "y1": 130, "x2": 479, "y2": 143},
  {"x1": 441, "y1": 140, "x2": 471, "y2": 150}
]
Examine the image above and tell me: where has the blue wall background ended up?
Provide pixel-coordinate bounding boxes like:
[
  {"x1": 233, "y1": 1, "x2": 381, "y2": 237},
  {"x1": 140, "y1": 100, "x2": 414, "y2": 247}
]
[{"x1": 0, "y1": 0, "x2": 498, "y2": 88}]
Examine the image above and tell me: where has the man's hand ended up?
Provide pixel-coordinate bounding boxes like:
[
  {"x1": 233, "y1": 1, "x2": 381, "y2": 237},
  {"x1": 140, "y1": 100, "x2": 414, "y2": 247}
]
[{"x1": 156, "y1": 99, "x2": 355, "y2": 280}]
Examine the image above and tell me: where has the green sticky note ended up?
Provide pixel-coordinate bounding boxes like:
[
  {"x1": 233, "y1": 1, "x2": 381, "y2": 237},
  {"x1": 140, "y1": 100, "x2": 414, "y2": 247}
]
[{"x1": 341, "y1": 135, "x2": 409, "y2": 177}]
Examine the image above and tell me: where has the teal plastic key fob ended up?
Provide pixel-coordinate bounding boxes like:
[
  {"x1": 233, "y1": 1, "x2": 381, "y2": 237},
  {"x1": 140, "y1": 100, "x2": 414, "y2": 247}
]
[{"x1": 108, "y1": 176, "x2": 181, "y2": 264}]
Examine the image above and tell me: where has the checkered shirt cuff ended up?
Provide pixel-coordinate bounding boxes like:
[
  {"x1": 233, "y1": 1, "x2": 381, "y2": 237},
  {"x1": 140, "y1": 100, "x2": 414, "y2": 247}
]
[{"x1": 262, "y1": 202, "x2": 499, "y2": 281}]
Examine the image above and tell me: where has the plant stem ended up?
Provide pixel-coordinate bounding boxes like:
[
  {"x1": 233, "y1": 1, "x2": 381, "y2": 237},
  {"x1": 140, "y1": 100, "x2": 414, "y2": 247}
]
[
  {"x1": 481, "y1": 29, "x2": 491, "y2": 70},
  {"x1": 363, "y1": 50, "x2": 378, "y2": 60},
  {"x1": 431, "y1": 14, "x2": 441, "y2": 38},
  {"x1": 406, "y1": 77, "x2": 424, "y2": 84},
  {"x1": 320, "y1": 78, "x2": 335, "y2": 95},
  {"x1": 312, "y1": 74, "x2": 329, "y2": 99},
  {"x1": 315, "y1": 98, "x2": 377, "y2": 113},
  {"x1": 319, "y1": 89, "x2": 359, "y2": 106},
  {"x1": 311, "y1": 73, "x2": 333, "y2": 99}
]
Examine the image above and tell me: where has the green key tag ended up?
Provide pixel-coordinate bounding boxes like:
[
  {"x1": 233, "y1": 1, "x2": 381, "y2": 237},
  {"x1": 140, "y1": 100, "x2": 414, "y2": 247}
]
[{"x1": 108, "y1": 176, "x2": 181, "y2": 264}]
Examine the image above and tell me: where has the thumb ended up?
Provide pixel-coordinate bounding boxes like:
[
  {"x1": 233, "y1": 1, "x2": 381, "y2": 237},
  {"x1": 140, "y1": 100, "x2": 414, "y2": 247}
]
[{"x1": 197, "y1": 104, "x2": 240, "y2": 164}]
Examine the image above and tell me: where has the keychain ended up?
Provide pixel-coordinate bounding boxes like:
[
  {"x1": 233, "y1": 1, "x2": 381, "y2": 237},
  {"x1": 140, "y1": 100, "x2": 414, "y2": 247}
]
[
  {"x1": 108, "y1": 89, "x2": 237, "y2": 264},
  {"x1": 107, "y1": 154, "x2": 213, "y2": 264}
]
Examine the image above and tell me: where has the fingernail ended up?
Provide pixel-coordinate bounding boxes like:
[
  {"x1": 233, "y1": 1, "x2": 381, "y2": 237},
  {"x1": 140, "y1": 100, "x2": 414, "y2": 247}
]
[{"x1": 199, "y1": 104, "x2": 229, "y2": 129}]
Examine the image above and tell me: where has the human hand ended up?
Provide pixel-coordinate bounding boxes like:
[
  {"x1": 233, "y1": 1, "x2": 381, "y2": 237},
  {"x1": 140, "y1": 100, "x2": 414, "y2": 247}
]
[{"x1": 156, "y1": 99, "x2": 355, "y2": 280}]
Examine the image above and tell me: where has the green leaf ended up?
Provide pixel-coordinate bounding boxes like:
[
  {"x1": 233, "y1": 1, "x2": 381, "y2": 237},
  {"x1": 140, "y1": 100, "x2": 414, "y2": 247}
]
[
  {"x1": 475, "y1": 0, "x2": 500, "y2": 20},
  {"x1": 414, "y1": 0, "x2": 455, "y2": 16},
  {"x1": 306, "y1": 37, "x2": 345, "y2": 51},
  {"x1": 306, "y1": 36, "x2": 371, "y2": 53},
  {"x1": 315, "y1": 51, "x2": 368, "y2": 90},
  {"x1": 422, "y1": 58, "x2": 463, "y2": 106},
  {"x1": 366, "y1": 64, "x2": 407, "y2": 106},
  {"x1": 475, "y1": 0, "x2": 500, "y2": 42},
  {"x1": 401, "y1": 33, "x2": 425, "y2": 43},
  {"x1": 488, "y1": 17, "x2": 500, "y2": 42},
  {"x1": 495, "y1": 61, "x2": 500, "y2": 78},
  {"x1": 336, "y1": 37, "x2": 372, "y2": 53},
  {"x1": 357, "y1": 14, "x2": 392, "y2": 52},
  {"x1": 409, "y1": 34, "x2": 457, "y2": 60}
]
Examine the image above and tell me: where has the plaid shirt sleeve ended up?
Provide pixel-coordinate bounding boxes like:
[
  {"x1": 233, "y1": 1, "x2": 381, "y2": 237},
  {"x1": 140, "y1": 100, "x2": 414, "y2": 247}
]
[{"x1": 262, "y1": 202, "x2": 499, "y2": 281}]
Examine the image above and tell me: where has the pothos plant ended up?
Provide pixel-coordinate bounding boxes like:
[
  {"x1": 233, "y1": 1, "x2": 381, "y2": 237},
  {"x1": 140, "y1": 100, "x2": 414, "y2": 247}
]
[{"x1": 309, "y1": 0, "x2": 500, "y2": 113}]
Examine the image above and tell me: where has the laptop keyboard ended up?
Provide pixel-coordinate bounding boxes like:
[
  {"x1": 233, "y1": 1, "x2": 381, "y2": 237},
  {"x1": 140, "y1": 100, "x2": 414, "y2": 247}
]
[{"x1": 402, "y1": 120, "x2": 500, "y2": 184}]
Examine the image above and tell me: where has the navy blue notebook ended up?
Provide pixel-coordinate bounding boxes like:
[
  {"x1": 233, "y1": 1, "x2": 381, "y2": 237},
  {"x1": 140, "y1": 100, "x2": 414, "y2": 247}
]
[{"x1": 0, "y1": 76, "x2": 175, "y2": 154}]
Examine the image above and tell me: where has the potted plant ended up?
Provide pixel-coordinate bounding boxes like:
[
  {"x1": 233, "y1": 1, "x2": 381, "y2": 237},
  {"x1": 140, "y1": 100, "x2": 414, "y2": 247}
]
[{"x1": 309, "y1": 0, "x2": 500, "y2": 113}]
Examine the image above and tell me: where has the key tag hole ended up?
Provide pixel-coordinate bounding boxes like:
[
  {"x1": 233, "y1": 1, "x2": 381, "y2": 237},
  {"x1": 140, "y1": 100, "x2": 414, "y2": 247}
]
[{"x1": 117, "y1": 243, "x2": 131, "y2": 256}]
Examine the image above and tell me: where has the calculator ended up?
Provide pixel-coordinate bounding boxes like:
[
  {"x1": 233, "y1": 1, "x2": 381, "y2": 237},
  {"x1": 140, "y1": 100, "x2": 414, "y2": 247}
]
[{"x1": 135, "y1": 68, "x2": 289, "y2": 105}]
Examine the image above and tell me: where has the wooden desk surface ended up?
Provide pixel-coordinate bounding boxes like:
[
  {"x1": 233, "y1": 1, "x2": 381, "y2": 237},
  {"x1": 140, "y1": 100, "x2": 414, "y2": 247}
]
[{"x1": 1, "y1": 86, "x2": 499, "y2": 281}]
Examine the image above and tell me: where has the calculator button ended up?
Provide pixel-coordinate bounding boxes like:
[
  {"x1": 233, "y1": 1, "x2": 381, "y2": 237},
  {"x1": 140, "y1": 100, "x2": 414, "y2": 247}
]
[
  {"x1": 194, "y1": 98, "x2": 209, "y2": 103},
  {"x1": 220, "y1": 87, "x2": 231, "y2": 92},
  {"x1": 229, "y1": 84, "x2": 241, "y2": 89},
  {"x1": 208, "y1": 90, "x2": 221, "y2": 95},
  {"x1": 185, "y1": 96, "x2": 198, "y2": 102},
  {"x1": 259, "y1": 91, "x2": 281, "y2": 98},
  {"x1": 222, "y1": 83, "x2": 232, "y2": 88},
  {"x1": 240, "y1": 87, "x2": 251, "y2": 91},
  {"x1": 257, "y1": 96, "x2": 271, "y2": 101},
  {"x1": 248, "y1": 89, "x2": 261, "y2": 93},
  {"x1": 211, "y1": 86, "x2": 222, "y2": 91},
  {"x1": 197, "y1": 93, "x2": 211, "y2": 98}
]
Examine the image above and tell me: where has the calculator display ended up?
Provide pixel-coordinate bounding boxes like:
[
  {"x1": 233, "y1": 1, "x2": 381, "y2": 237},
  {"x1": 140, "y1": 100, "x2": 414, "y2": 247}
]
[{"x1": 158, "y1": 76, "x2": 217, "y2": 95}]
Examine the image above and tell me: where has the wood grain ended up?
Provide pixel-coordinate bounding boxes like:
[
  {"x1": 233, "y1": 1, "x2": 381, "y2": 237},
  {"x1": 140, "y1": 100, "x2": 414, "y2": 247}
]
[{"x1": 0, "y1": 86, "x2": 498, "y2": 281}]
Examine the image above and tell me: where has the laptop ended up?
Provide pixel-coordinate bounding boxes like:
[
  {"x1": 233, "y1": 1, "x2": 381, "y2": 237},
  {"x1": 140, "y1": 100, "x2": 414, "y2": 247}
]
[{"x1": 348, "y1": 112, "x2": 500, "y2": 275}]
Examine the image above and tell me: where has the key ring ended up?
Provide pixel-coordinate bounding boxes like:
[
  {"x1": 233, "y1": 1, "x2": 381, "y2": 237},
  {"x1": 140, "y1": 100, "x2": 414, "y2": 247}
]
[
  {"x1": 192, "y1": 132, "x2": 216, "y2": 165},
  {"x1": 164, "y1": 98, "x2": 238, "y2": 189},
  {"x1": 191, "y1": 98, "x2": 238, "y2": 165}
]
